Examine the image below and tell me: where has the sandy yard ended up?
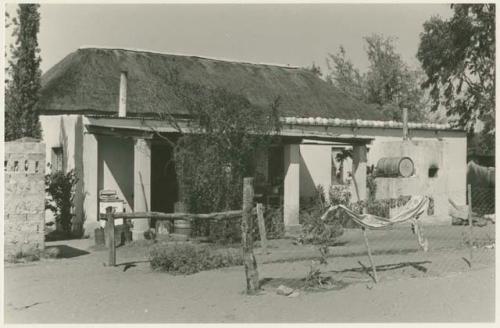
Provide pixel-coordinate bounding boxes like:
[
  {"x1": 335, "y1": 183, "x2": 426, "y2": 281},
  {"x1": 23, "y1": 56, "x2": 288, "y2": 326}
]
[{"x1": 4, "y1": 225, "x2": 495, "y2": 323}]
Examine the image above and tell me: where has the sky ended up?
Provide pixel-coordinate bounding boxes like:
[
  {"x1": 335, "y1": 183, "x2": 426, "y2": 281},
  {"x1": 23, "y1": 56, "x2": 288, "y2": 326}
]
[{"x1": 5, "y1": 3, "x2": 453, "y2": 74}]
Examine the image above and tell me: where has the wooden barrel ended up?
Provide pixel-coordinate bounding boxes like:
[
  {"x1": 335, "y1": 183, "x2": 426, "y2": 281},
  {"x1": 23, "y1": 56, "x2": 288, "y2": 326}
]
[
  {"x1": 376, "y1": 157, "x2": 414, "y2": 177},
  {"x1": 174, "y1": 219, "x2": 192, "y2": 236}
]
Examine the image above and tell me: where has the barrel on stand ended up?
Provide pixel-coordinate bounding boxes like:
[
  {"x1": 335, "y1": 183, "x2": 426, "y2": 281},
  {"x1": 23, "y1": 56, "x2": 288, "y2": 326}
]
[{"x1": 376, "y1": 157, "x2": 414, "y2": 177}]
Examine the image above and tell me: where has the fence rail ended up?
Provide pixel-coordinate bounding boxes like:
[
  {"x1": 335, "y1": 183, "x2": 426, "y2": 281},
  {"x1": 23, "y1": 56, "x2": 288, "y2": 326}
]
[
  {"x1": 102, "y1": 209, "x2": 247, "y2": 267},
  {"x1": 99, "y1": 210, "x2": 244, "y2": 221}
]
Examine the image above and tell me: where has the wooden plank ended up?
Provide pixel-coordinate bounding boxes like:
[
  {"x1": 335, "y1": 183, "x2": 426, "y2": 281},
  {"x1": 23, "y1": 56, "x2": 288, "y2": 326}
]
[
  {"x1": 467, "y1": 184, "x2": 473, "y2": 266},
  {"x1": 256, "y1": 203, "x2": 268, "y2": 254},
  {"x1": 402, "y1": 108, "x2": 409, "y2": 140},
  {"x1": 99, "y1": 209, "x2": 244, "y2": 220},
  {"x1": 242, "y1": 177, "x2": 259, "y2": 293},
  {"x1": 106, "y1": 208, "x2": 116, "y2": 267}
]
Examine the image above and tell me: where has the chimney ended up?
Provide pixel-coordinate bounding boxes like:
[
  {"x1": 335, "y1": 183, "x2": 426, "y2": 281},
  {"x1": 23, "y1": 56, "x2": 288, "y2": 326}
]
[
  {"x1": 402, "y1": 108, "x2": 408, "y2": 140},
  {"x1": 118, "y1": 71, "x2": 128, "y2": 117}
]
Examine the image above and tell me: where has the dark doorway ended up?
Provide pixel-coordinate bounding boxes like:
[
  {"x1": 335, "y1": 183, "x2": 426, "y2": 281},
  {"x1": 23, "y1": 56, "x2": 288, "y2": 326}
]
[{"x1": 151, "y1": 143, "x2": 178, "y2": 214}]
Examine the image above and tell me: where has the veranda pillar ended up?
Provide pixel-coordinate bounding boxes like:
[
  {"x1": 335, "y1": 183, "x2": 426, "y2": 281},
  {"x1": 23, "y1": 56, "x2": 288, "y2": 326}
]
[
  {"x1": 284, "y1": 144, "x2": 300, "y2": 230},
  {"x1": 132, "y1": 138, "x2": 151, "y2": 240},
  {"x1": 351, "y1": 144, "x2": 367, "y2": 202},
  {"x1": 83, "y1": 132, "x2": 99, "y2": 236}
]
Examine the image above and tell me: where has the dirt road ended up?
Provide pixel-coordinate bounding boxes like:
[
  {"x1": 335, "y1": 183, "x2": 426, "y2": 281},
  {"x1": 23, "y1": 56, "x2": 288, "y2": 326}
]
[{"x1": 4, "y1": 234, "x2": 495, "y2": 323}]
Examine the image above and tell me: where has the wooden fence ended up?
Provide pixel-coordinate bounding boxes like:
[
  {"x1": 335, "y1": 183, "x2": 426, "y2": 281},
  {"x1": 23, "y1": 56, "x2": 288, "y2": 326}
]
[{"x1": 100, "y1": 178, "x2": 267, "y2": 279}]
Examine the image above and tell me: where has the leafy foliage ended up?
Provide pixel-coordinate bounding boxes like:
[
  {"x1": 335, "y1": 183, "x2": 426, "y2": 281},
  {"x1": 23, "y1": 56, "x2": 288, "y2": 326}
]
[
  {"x1": 417, "y1": 4, "x2": 495, "y2": 151},
  {"x1": 263, "y1": 205, "x2": 285, "y2": 240},
  {"x1": 171, "y1": 80, "x2": 281, "y2": 215},
  {"x1": 364, "y1": 35, "x2": 428, "y2": 122},
  {"x1": 326, "y1": 46, "x2": 365, "y2": 101},
  {"x1": 149, "y1": 243, "x2": 243, "y2": 275},
  {"x1": 299, "y1": 185, "x2": 344, "y2": 246},
  {"x1": 5, "y1": 4, "x2": 42, "y2": 141},
  {"x1": 45, "y1": 170, "x2": 78, "y2": 233},
  {"x1": 207, "y1": 219, "x2": 242, "y2": 245},
  {"x1": 306, "y1": 62, "x2": 323, "y2": 78},
  {"x1": 326, "y1": 35, "x2": 429, "y2": 121}
]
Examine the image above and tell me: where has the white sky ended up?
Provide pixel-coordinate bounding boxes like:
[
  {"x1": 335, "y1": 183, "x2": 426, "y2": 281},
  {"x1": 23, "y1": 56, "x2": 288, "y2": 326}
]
[{"x1": 5, "y1": 3, "x2": 453, "y2": 74}]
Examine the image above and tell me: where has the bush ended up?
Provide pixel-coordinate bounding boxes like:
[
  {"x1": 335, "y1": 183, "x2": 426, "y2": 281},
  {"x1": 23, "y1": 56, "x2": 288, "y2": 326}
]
[
  {"x1": 6, "y1": 247, "x2": 60, "y2": 263},
  {"x1": 7, "y1": 249, "x2": 40, "y2": 263},
  {"x1": 172, "y1": 83, "x2": 281, "y2": 215},
  {"x1": 149, "y1": 243, "x2": 243, "y2": 275},
  {"x1": 45, "y1": 170, "x2": 78, "y2": 233},
  {"x1": 329, "y1": 185, "x2": 351, "y2": 206},
  {"x1": 264, "y1": 205, "x2": 285, "y2": 239},
  {"x1": 204, "y1": 205, "x2": 284, "y2": 244},
  {"x1": 299, "y1": 185, "x2": 344, "y2": 245},
  {"x1": 208, "y1": 219, "x2": 242, "y2": 245}
]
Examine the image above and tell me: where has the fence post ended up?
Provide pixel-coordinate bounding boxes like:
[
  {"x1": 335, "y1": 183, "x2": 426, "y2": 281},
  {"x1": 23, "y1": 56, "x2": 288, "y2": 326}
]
[
  {"x1": 362, "y1": 226, "x2": 378, "y2": 283},
  {"x1": 256, "y1": 203, "x2": 268, "y2": 254},
  {"x1": 242, "y1": 177, "x2": 259, "y2": 293},
  {"x1": 467, "y1": 184, "x2": 473, "y2": 266},
  {"x1": 106, "y1": 207, "x2": 116, "y2": 267}
]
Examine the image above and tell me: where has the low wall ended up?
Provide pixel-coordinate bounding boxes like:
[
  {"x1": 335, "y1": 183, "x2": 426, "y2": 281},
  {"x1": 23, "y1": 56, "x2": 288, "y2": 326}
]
[
  {"x1": 374, "y1": 139, "x2": 465, "y2": 225},
  {"x1": 4, "y1": 141, "x2": 46, "y2": 258}
]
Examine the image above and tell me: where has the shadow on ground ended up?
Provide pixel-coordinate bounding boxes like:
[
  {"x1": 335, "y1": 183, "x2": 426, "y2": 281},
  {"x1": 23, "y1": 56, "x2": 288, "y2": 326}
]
[
  {"x1": 45, "y1": 229, "x2": 84, "y2": 242},
  {"x1": 45, "y1": 245, "x2": 90, "y2": 259},
  {"x1": 260, "y1": 260, "x2": 432, "y2": 292}
]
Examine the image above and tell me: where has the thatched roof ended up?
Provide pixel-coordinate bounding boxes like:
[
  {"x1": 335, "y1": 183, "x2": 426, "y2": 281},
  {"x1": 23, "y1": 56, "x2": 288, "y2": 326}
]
[{"x1": 40, "y1": 47, "x2": 386, "y2": 120}]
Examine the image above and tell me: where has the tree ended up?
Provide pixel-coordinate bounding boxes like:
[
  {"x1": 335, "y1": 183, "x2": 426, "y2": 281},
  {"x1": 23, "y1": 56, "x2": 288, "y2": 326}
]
[
  {"x1": 306, "y1": 62, "x2": 323, "y2": 78},
  {"x1": 326, "y1": 35, "x2": 428, "y2": 121},
  {"x1": 364, "y1": 34, "x2": 427, "y2": 121},
  {"x1": 172, "y1": 82, "x2": 281, "y2": 215},
  {"x1": 417, "y1": 4, "x2": 495, "y2": 151},
  {"x1": 5, "y1": 4, "x2": 42, "y2": 141},
  {"x1": 326, "y1": 46, "x2": 365, "y2": 101}
]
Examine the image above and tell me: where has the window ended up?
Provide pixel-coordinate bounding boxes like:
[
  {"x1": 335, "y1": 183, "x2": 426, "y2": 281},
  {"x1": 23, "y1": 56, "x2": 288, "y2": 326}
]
[
  {"x1": 428, "y1": 165, "x2": 439, "y2": 178},
  {"x1": 51, "y1": 147, "x2": 64, "y2": 172}
]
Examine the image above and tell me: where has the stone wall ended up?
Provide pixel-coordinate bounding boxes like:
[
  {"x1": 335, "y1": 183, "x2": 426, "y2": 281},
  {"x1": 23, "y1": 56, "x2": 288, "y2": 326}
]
[{"x1": 4, "y1": 141, "x2": 46, "y2": 258}]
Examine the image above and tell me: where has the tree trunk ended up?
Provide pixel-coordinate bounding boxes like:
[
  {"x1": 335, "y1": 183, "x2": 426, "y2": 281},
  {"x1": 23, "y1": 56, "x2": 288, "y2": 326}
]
[{"x1": 242, "y1": 177, "x2": 259, "y2": 293}]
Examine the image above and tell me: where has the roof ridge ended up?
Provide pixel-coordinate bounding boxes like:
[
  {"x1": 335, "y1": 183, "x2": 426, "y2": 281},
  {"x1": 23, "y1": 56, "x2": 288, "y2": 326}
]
[{"x1": 78, "y1": 45, "x2": 301, "y2": 70}]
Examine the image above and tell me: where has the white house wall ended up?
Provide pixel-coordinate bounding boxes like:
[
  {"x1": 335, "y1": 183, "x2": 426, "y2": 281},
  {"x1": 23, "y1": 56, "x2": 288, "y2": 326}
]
[
  {"x1": 297, "y1": 132, "x2": 466, "y2": 225},
  {"x1": 40, "y1": 114, "x2": 467, "y2": 232},
  {"x1": 299, "y1": 144, "x2": 332, "y2": 202},
  {"x1": 39, "y1": 114, "x2": 85, "y2": 234}
]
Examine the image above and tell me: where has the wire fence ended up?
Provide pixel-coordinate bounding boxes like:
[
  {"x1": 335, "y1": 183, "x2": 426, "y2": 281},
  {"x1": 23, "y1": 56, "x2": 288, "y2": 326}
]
[
  {"x1": 110, "y1": 184, "x2": 494, "y2": 289},
  {"x1": 470, "y1": 185, "x2": 495, "y2": 216},
  {"x1": 274, "y1": 185, "x2": 496, "y2": 287}
]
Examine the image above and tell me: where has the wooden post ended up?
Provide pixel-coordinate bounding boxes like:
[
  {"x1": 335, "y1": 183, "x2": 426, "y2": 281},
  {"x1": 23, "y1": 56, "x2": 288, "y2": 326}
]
[
  {"x1": 467, "y1": 184, "x2": 473, "y2": 266},
  {"x1": 256, "y1": 203, "x2": 268, "y2": 254},
  {"x1": 362, "y1": 227, "x2": 378, "y2": 283},
  {"x1": 106, "y1": 207, "x2": 116, "y2": 267},
  {"x1": 402, "y1": 108, "x2": 409, "y2": 140},
  {"x1": 242, "y1": 177, "x2": 259, "y2": 293}
]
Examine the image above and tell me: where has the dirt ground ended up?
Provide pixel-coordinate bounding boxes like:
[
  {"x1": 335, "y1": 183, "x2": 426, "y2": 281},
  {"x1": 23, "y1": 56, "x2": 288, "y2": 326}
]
[{"x1": 4, "y1": 225, "x2": 496, "y2": 323}]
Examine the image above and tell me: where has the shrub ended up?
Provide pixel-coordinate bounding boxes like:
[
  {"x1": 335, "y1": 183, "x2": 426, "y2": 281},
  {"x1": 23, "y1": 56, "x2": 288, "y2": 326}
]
[
  {"x1": 264, "y1": 205, "x2": 285, "y2": 239},
  {"x1": 329, "y1": 185, "x2": 351, "y2": 206},
  {"x1": 299, "y1": 185, "x2": 344, "y2": 246},
  {"x1": 205, "y1": 205, "x2": 284, "y2": 244},
  {"x1": 149, "y1": 243, "x2": 243, "y2": 275},
  {"x1": 208, "y1": 219, "x2": 242, "y2": 245},
  {"x1": 7, "y1": 249, "x2": 40, "y2": 263},
  {"x1": 45, "y1": 170, "x2": 78, "y2": 233},
  {"x1": 6, "y1": 247, "x2": 60, "y2": 263},
  {"x1": 172, "y1": 83, "x2": 281, "y2": 216}
]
